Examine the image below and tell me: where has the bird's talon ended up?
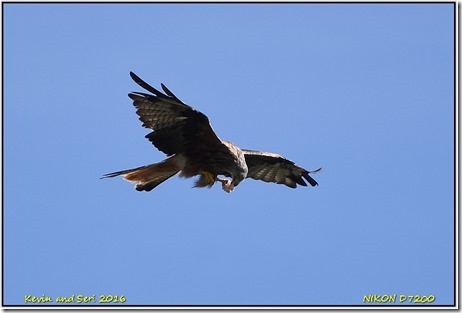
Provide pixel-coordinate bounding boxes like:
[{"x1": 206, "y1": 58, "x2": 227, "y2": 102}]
[{"x1": 221, "y1": 180, "x2": 234, "y2": 193}]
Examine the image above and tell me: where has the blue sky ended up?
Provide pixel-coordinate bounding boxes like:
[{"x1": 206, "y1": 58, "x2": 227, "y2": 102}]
[{"x1": 4, "y1": 3, "x2": 455, "y2": 307}]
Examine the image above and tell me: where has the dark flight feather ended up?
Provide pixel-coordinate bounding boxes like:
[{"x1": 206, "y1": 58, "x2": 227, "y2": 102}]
[{"x1": 243, "y1": 149, "x2": 321, "y2": 188}]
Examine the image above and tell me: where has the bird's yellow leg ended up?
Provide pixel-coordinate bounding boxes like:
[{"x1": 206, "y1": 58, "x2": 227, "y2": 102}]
[
  {"x1": 198, "y1": 171, "x2": 233, "y2": 192},
  {"x1": 199, "y1": 171, "x2": 216, "y2": 185}
]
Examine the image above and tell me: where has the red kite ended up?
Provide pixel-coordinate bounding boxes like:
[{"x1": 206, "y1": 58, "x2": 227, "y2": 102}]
[{"x1": 103, "y1": 72, "x2": 321, "y2": 193}]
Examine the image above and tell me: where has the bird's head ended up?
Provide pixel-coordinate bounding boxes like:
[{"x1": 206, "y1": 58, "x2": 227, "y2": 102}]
[
  {"x1": 232, "y1": 171, "x2": 247, "y2": 188},
  {"x1": 220, "y1": 141, "x2": 249, "y2": 193}
]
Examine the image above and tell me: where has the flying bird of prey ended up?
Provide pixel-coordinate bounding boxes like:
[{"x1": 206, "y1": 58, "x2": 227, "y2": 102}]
[{"x1": 103, "y1": 72, "x2": 321, "y2": 193}]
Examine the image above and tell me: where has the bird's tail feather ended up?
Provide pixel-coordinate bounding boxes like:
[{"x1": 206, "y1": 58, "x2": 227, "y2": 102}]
[{"x1": 102, "y1": 159, "x2": 180, "y2": 192}]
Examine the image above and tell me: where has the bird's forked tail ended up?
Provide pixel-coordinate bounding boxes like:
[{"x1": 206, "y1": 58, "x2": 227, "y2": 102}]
[{"x1": 102, "y1": 158, "x2": 180, "y2": 192}]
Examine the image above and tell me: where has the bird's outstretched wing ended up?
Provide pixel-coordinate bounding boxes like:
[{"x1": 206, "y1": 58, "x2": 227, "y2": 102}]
[
  {"x1": 242, "y1": 149, "x2": 321, "y2": 188},
  {"x1": 128, "y1": 72, "x2": 225, "y2": 156}
]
